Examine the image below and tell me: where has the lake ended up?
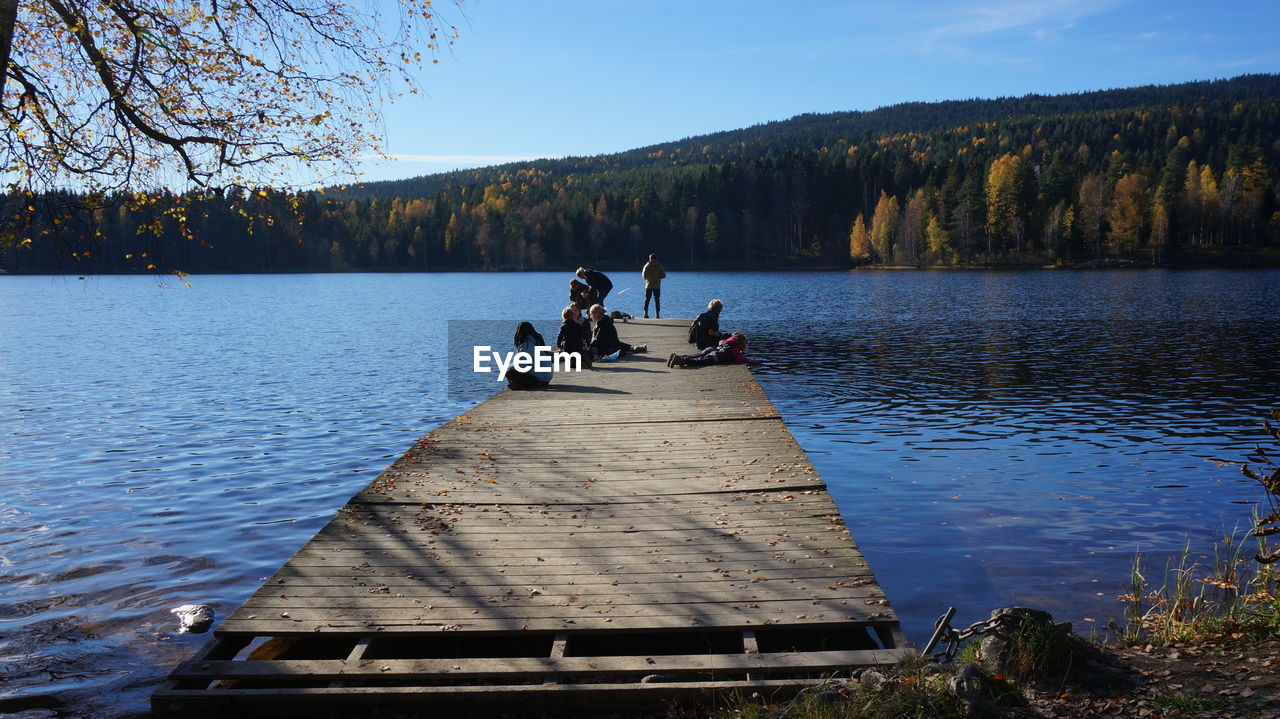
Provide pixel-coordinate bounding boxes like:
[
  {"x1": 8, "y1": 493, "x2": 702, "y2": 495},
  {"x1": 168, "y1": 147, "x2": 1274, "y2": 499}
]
[{"x1": 1, "y1": 270, "x2": 1277, "y2": 717}]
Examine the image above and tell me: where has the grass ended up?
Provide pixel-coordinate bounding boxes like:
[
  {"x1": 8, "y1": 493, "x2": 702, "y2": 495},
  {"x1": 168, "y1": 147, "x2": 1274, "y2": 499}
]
[
  {"x1": 1119, "y1": 411, "x2": 1280, "y2": 647},
  {"x1": 1001, "y1": 614, "x2": 1087, "y2": 681},
  {"x1": 703, "y1": 655, "x2": 1026, "y2": 719},
  {"x1": 1147, "y1": 691, "x2": 1230, "y2": 713},
  {"x1": 1120, "y1": 522, "x2": 1279, "y2": 647}
]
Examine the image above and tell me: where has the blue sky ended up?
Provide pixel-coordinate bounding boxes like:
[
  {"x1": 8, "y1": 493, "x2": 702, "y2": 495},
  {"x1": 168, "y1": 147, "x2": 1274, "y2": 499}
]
[{"x1": 350, "y1": 0, "x2": 1280, "y2": 183}]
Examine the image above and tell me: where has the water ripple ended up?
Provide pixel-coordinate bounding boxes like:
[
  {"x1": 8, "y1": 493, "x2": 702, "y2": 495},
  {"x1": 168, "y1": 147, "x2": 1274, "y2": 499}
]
[{"x1": 1, "y1": 270, "x2": 1278, "y2": 716}]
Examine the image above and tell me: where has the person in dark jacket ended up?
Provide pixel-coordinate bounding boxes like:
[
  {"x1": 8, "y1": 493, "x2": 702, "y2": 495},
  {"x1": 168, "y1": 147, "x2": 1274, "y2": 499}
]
[
  {"x1": 691, "y1": 298, "x2": 724, "y2": 350},
  {"x1": 569, "y1": 279, "x2": 599, "y2": 312},
  {"x1": 576, "y1": 267, "x2": 613, "y2": 305},
  {"x1": 589, "y1": 304, "x2": 645, "y2": 358},
  {"x1": 507, "y1": 321, "x2": 552, "y2": 389},
  {"x1": 556, "y1": 306, "x2": 593, "y2": 368}
]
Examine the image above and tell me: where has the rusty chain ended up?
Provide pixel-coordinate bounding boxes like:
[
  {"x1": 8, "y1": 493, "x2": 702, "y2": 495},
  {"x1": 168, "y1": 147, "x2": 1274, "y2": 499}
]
[{"x1": 922, "y1": 606, "x2": 1015, "y2": 662}]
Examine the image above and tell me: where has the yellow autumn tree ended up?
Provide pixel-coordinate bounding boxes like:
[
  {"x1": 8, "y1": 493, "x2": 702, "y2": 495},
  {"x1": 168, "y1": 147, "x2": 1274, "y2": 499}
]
[
  {"x1": 0, "y1": 1, "x2": 461, "y2": 210},
  {"x1": 869, "y1": 192, "x2": 898, "y2": 263},
  {"x1": 1106, "y1": 173, "x2": 1149, "y2": 255},
  {"x1": 1199, "y1": 165, "x2": 1219, "y2": 243},
  {"x1": 985, "y1": 153, "x2": 1022, "y2": 257},
  {"x1": 848, "y1": 213, "x2": 871, "y2": 264},
  {"x1": 1150, "y1": 197, "x2": 1169, "y2": 263},
  {"x1": 924, "y1": 214, "x2": 955, "y2": 265}
]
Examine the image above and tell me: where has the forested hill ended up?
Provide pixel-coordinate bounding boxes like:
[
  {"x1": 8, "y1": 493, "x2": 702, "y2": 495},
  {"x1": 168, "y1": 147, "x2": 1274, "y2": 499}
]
[
  {"x1": 5, "y1": 73, "x2": 1280, "y2": 274},
  {"x1": 344, "y1": 74, "x2": 1280, "y2": 202}
]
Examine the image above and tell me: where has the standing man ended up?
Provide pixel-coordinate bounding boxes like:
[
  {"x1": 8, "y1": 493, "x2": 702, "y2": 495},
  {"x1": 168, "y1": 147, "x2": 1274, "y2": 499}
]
[
  {"x1": 575, "y1": 267, "x2": 613, "y2": 306},
  {"x1": 641, "y1": 253, "x2": 666, "y2": 318}
]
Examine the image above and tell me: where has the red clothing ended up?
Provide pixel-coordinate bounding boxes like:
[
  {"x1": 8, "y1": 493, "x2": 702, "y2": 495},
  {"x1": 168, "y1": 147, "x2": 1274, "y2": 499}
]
[{"x1": 718, "y1": 335, "x2": 755, "y2": 364}]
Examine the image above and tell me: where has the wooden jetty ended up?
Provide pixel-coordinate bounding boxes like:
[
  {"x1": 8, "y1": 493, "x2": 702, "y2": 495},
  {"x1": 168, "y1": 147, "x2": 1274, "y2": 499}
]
[{"x1": 153, "y1": 319, "x2": 909, "y2": 717}]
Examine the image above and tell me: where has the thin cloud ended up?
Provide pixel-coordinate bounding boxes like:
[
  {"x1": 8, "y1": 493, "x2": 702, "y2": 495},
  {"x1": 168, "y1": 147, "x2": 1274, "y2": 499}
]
[
  {"x1": 377, "y1": 153, "x2": 552, "y2": 165},
  {"x1": 1218, "y1": 57, "x2": 1269, "y2": 69},
  {"x1": 920, "y1": 0, "x2": 1124, "y2": 46}
]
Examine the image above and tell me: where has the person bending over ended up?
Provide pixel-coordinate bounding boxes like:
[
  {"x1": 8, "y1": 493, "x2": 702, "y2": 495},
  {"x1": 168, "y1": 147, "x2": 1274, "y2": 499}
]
[
  {"x1": 589, "y1": 304, "x2": 645, "y2": 359},
  {"x1": 507, "y1": 321, "x2": 552, "y2": 389},
  {"x1": 669, "y1": 332, "x2": 754, "y2": 368},
  {"x1": 569, "y1": 279, "x2": 600, "y2": 312},
  {"x1": 576, "y1": 267, "x2": 613, "y2": 305}
]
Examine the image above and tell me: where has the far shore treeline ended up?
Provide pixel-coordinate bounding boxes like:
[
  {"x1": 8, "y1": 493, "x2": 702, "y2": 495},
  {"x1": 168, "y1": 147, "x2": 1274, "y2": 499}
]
[{"x1": 4, "y1": 74, "x2": 1280, "y2": 274}]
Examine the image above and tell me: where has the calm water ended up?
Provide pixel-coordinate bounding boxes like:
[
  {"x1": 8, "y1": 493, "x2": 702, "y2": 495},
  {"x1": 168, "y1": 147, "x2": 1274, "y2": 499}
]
[{"x1": 1, "y1": 270, "x2": 1277, "y2": 716}]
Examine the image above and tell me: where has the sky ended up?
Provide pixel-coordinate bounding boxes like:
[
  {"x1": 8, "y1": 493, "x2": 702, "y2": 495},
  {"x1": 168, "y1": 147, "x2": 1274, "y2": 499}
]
[{"x1": 348, "y1": 0, "x2": 1280, "y2": 183}]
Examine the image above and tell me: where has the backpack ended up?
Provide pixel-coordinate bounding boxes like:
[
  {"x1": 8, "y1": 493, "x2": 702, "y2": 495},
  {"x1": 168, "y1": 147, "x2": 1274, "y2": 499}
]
[{"x1": 687, "y1": 319, "x2": 699, "y2": 345}]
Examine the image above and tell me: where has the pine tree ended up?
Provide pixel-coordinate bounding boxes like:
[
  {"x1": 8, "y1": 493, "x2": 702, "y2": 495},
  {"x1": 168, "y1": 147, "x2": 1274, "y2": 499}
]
[{"x1": 704, "y1": 212, "x2": 721, "y2": 259}]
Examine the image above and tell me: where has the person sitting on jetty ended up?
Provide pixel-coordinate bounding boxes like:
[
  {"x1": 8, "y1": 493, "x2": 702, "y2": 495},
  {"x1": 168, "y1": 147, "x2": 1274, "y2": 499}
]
[
  {"x1": 576, "y1": 267, "x2": 614, "y2": 305},
  {"x1": 569, "y1": 279, "x2": 600, "y2": 312},
  {"x1": 669, "y1": 332, "x2": 754, "y2": 368},
  {"x1": 507, "y1": 321, "x2": 552, "y2": 389},
  {"x1": 564, "y1": 303, "x2": 590, "y2": 329},
  {"x1": 589, "y1": 304, "x2": 645, "y2": 360},
  {"x1": 689, "y1": 299, "x2": 724, "y2": 350},
  {"x1": 556, "y1": 306, "x2": 593, "y2": 369}
]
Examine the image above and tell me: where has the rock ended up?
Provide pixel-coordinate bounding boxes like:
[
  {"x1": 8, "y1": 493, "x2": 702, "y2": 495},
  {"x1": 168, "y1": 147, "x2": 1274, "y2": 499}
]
[
  {"x1": 947, "y1": 662, "x2": 988, "y2": 717},
  {"x1": 860, "y1": 669, "x2": 886, "y2": 690},
  {"x1": 922, "y1": 661, "x2": 948, "y2": 676},
  {"x1": 171, "y1": 604, "x2": 215, "y2": 634},
  {"x1": 978, "y1": 606, "x2": 1074, "y2": 678}
]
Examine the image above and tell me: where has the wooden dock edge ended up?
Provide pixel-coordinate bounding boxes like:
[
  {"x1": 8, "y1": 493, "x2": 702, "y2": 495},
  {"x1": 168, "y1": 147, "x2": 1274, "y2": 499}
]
[{"x1": 153, "y1": 319, "x2": 911, "y2": 717}]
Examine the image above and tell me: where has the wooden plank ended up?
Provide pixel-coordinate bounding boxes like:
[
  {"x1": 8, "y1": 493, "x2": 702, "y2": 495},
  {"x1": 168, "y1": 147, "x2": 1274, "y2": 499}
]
[
  {"x1": 255, "y1": 564, "x2": 875, "y2": 581},
  {"x1": 161, "y1": 320, "x2": 903, "y2": 717},
  {"x1": 350, "y1": 489, "x2": 834, "y2": 507},
  {"x1": 279, "y1": 547, "x2": 862, "y2": 564},
  {"x1": 236, "y1": 586, "x2": 886, "y2": 610},
  {"x1": 254, "y1": 566, "x2": 875, "y2": 585},
  {"x1": 318, "y1": 512, "x2": 845, "y2": 527},
  {"x1": 273, "y1": 551, "x2": 864, "y2": 565},
  {"x1": 223, "y1": 596, "x2": 886, "y2": 620},
  {"x1": 174, "y1": 648, "x2": 913, "y2": 681},
  {"x1": 316, "y1": 515, "x2": 846, "y2": 533},
  {"x1": 220, "y1": 606, "x2": 896, "y2": 629},
  {"x1": 326, "y1": 637, "x2": 371, "y2": 689},
  {"x1": 340, "y1": 498, "x2": 841, "y2": 513},
  {"x1": 155, "y1": 676, "x2": 860, "y2": 700},
  {"x1": 292, "y1": 529, "x2": 853, "y2": 547}
]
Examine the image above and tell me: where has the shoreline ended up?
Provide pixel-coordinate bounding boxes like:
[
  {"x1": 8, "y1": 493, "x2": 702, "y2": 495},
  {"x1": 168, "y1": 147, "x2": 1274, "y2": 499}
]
[{"x1": 5, "y1": 263, "x2": 1280, "y2": 277}]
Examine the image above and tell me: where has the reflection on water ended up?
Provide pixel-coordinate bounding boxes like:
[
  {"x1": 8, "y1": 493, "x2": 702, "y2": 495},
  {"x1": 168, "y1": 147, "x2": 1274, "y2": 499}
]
[
  {"x1": 742, "y1": 270, "x2": 1278, "y2": 645},
  {"x1": 1, "y1": 270, "x2": 1277, "y2": 716}
]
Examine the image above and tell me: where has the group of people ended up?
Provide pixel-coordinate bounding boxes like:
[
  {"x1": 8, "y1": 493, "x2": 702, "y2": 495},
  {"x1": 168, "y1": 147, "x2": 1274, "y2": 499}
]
[
  {"x1": 504, "y1": 260, "x2": 754, "y2": 390},
  {"x1": 667, "y1": 298, "x2": 755, "y2": 368},
  {"x1": 555, "y1": 297, "x2": 647, "y2": 368},
  {"x1": 567, "y1": 255, "x2": 666, "y2": 320}
]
